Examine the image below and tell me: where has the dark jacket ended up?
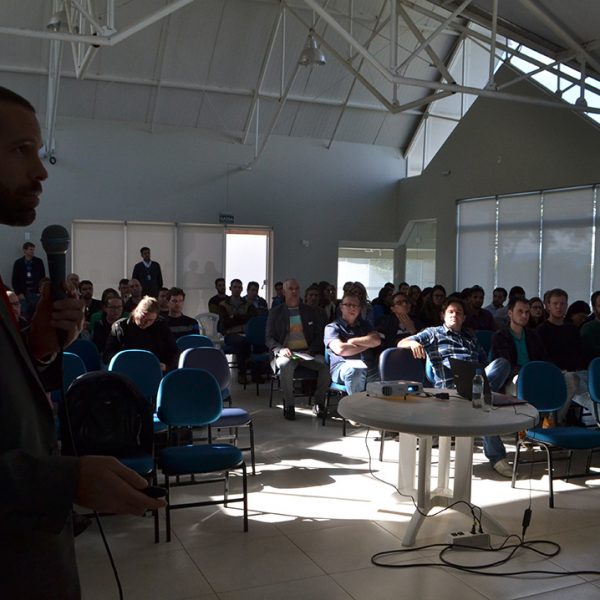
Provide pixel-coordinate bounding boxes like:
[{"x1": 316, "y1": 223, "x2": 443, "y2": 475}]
[
  {"x1": 131, "y1": 261, "x2": 163, "y2": 298},
  {"x1": 11, "y1": 256, "x2": 45, "y2": 296},
  {"x1": 491, "y1": 326, "x2": 548, "y2": 372},
  {"x1": 265, "y1": 302, "x2": 325, "y2": 358},
  {"x1": 103, "y1": 315, "x2": 178, "y2": 370}
]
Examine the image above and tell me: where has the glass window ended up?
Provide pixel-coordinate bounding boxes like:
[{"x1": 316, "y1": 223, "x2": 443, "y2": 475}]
[{"x1": 337, "y1": 247, "x2": 394, "y2": 301}]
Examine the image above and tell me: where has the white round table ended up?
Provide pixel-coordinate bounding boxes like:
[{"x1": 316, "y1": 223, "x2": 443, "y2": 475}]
[{"x1": 339, "y1": 391, "x2": 538, "y2": 546}]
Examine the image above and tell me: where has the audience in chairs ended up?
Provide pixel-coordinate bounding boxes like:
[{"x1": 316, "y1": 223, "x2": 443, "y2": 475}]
[
  {"x1": 164, "y1": 286, "x2": 200, "y2": 340},
  {"x1": 104, "y1": 296, "x2": 178, "y2": 372},
  {"x1": 266, "y1": 278, "x2": 330, "y2": 420}
]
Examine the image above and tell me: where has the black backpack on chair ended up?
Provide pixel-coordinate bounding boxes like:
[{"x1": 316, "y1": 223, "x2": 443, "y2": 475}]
[{"x1": 59, "y1": 371, "x2": 153, "y2": 458}]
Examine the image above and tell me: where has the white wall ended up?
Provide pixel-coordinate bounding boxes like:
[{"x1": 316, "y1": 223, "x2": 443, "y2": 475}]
[
  {"x1": 397, "y1": 66, "x2": 600, "y2": 292},
  {"x1": 1, "y1": 116, "x2": 404, "y2": 295}
]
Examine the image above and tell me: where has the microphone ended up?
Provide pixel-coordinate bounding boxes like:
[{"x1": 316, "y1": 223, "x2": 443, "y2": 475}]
[{"x1": 41, "y1": 224, "x2": 70, "y2": 301}]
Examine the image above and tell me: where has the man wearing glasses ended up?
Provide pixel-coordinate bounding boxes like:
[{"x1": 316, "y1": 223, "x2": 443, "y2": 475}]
[{"x1": 324, "y1": 288, "x2": 381, "y2": 393}]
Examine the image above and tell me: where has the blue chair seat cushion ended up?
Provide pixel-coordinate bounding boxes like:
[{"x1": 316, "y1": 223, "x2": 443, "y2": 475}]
[
  {"x1": 213, "y1": 407, "x2": 251, "y2": 428},
  {"x1": 160, "y1": 444, "x2": 243, "y2": 475},
  {"x1": 120, "y1": 454, "x2": 155, "y2": 475},
  {"x1": 526, "y1": 426, "x2": 600, "y2": 449}
]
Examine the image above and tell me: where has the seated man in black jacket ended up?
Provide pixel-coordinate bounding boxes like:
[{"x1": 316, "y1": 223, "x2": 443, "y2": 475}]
[
  {"x1": 104, "y1": 296, "x2": 178, "y2": 372},
  {"x1": 266, "y1": 278, "x2": 329, "y2": 420},
  {"x1": 491, "y1": 297, "x2": 548, "y2": 393}
]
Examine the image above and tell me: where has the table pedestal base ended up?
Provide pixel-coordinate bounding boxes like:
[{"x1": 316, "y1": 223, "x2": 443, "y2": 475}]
[{"x1": 396, "y1": 433, "x2": 508, "y2": 546}]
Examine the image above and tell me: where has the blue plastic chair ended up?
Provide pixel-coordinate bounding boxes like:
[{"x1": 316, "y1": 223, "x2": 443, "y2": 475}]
[
  {"x1": 108, "y1": 349, "x2": 166, "y2": 435},
  {"x1": 63, "y1": 351, "x2": 87, "y2": 390},
  {"x1": 513, "y1": 361, "x2": 600, "y2": 507},
  {"x1": 474, "y1": 330, "x2": 493, "y2": 356},
  {"x1": 176, "y1": 334, "x2": 214, "y2": 352},
  {"x1": 157, "y1": 368, "x2": 248, "y2": 540},
  {"x1": 377, "y1": 348, "x2": 426, "y2": 460},
  {"x1": 587, "y1": 357, "x2": 600, "y2": 424},
  {"x1": 65, "y1": 338, "x2": 102, "y2": 371},
  {"x1": 245, "y1": 315, "x2": 270, "y2": 395},
  {"x1": 179, "y1": 347, "x2": 255, "y2": 474}
]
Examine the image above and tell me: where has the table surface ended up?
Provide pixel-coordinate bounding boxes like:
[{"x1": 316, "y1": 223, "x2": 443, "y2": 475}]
[{"x1": 338, "y1": 391, "x2": 538, "y2": 437}]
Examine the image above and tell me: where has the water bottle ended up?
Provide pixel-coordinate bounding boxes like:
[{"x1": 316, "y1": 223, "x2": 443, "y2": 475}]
[{"x1": 472, "y1": 369, "x2": 484, "y2": 409}]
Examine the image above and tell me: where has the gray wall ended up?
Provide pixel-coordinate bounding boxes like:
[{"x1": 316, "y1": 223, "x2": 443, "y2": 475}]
[
  {"x1": 397, "y1": 66, "x2": 600, "y2": 291},
  {"x1": 2, "y1": 116, "x2": 403, "y2": 292}
]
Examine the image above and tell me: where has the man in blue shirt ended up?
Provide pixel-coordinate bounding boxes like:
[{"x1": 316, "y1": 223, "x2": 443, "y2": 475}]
[
  {"x1": 324, "y1": 289, "x2": 381, "y2": 394},
  {"x1": 399, "y1": 298, "x2": 512, "y2": 477}
]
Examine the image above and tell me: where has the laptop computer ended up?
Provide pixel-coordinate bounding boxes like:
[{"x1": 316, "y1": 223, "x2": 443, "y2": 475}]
[{"x1": 449, "y1": 357, "x2": 527, "y2": 406}]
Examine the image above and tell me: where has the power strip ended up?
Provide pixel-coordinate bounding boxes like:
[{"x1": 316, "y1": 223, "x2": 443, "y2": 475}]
[{"x1": 448, "y1": 531, "x2": 490, "y2": 548}]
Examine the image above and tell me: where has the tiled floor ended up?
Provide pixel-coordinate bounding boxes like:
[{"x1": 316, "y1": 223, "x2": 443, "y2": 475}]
[{"x1": 76, "y1": 384, "x2": 600, "y2": 599}]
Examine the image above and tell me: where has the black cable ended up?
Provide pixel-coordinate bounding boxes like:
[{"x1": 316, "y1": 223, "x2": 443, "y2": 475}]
[
  {"x1": 59, "y1": 350, "x2": 124, "y2": 600},
  {"x1": 362, "y1": 427, "x2": 483, "y2": 530}
]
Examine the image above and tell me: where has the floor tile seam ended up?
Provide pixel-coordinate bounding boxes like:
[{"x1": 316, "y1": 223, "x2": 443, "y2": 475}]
[{"x1": 505, "y1": 578, "x2": 597, "y2": 600}]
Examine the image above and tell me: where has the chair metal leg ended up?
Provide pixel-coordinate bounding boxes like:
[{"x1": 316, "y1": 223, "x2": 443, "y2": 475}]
[
  {"x1": 379, "y1": 430, "x2": 386, "y2": 462},
  {"x1": 511, "y1": 439, "x2": 523, "y2": 487},
  {"x1": 164, "y1": 475, "x2": 172, "y2": 543},
  {"x1": 541, "y1": 443, "x2": 554, "y2": 508},
  {"x1": 249, "y1": 421, "x2": 256, "y2": 475},
  {"x1": 269, "y1": 376, "x2": 275, "y2": 407},
  {"x1": 565, "y1": 450, "x2": 573, "y2": 481},
  {"x1": 224, "y1": 471, "x2": 230, "y2": 506},
  {"x1": 241, "y1": 461, "x2": 248, "y2": 532}
]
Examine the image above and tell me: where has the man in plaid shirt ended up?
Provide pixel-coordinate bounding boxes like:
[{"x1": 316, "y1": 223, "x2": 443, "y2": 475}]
[{"x1": 399, "y1": 298, "x2": 513, "y2": 478}]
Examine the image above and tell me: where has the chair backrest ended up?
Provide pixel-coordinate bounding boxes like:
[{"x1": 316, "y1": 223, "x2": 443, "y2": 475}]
[
  {"x1": 588, "y1": 357, "x2": 600, "y2": 406},
  {"x1": 195, "y1": 312, "x2": 218, "y2": 337},
  {"x1": 63, "y1": 352, "x2": 87, "y2": 389},
  {"x1": 176, "y1": 334, "x2": 214, "y2": 352},
  {"x1": 65, "y1": 338, "x2": 102, "y2": 371},
  {"x1": 178, "y1": 347, "x2": 231, "y2": 390},
  {"x1": 517, "y1": 361, "x2": 567, "y2": 412},
  {"x1": 108, "y1": 349, "x2": 163, "y2": 403},
  {"x1": 245, "y1": 315, "x2": 268, "y2": 347},
  {"x1": 379, "y1": 348, "x2": 426, "y2": 383},
  {"x1": 474, "y1": 330, "x2": 493, "y2": 354},
  {"x1": 60, "y1": 371, "x2": 153, "y2": 457},
  {"x1": 157, "y1": 368, "x2": 222, "y2": 427}
]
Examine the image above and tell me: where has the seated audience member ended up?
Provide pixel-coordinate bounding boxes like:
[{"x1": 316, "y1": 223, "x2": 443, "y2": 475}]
[
  {"x1": 118, "y1": 278, "x2": 130, "y2": 303},
  {"x1": 464, "y1": 285, "x2": 496, "y2": 331},
  {"x1": 484, "y1": 286, "x2": 507, "y2": 316},
  {"x1": 528, "y1": 296, "x2": 546, "y2": 329},
  {"x1": 348, "y1": 281, "x2": 374, "y2": 327},
  {"x1": 371, "y1": 286, "x2": 393, "y2": 325},
  {"x1": 581, "y1": 291, "x2": 600, "y2": 363},
  {"x1": 218, "y1": 279, "x2": 257, "y2": 384},
  {"x1": 89, "y1": 288, "x2": 120, "y2": 332},
  {"x1": 245, "y1": 281, "x2": 268, "y2": 315},
  {"x1": 271, "y1": 281, "x2": 284, "y2": 308},
  {"x1": 537, "y1": 288, "x2": 590, "y2": 422},
  {"x1": 266, "y1": 278, "x2": 329, "y2": 420},
  {"x1": 319, "y1": 281, "x2": 337, "y2": 323},
  {"x1": 104, "y1": 296, "x2": 178, "y2": 371},
  {"x1": 398, "y1": 281, "x2": 409, "y2": 296},
  {"x1": 157, "y1": 287, "x2": 170, "y2": 316},
  {"x1": 377, "y1": 292, "x2": 420, "y2": 350},
  {"x1": 208, "y1": 277, "x2": 228, "y2": 314},
  {"x1": 566, "y1": 300, "x2": 591, "y2": 329},
  {"x1": 79, "y1": 280, "x2": 102, "y2": 328},
  {"x1": 165, "y1": 287, "x2": 200, "y2": 340},
  {"x1": 491, "y1": 297, "x2": 548, "y2": 390},
  {"x1": 324, "y1": 288, "x2": 381, "y2": 393},
  {"x1": 66, "y1": 272, "x2": 80, "y2": 292},
  {"x1": 399, "y1": 298, "x2": 512, "y2": 477},
  {"x1": 92, "y1": 294, "x2": 124, "y2": 354},
  {"x1": 124, "y1": 278, "x2": 143, "y2": 312},
  {"x1": 304, "y1": 283, "x2": 327, "y2": 321},
  {"x1": 419, "y1": 284, "x2": 446, "y2": 327},
  {"x1": 494, "y1": 286, "x2": 525, "y2": 329},
  {"x1": 6, "y1": 289, "x2": 28, "y2": 328}
]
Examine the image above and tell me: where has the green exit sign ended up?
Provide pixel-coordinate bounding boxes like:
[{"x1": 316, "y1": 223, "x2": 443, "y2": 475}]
[{"x1": 219, "y1": 213, "x2": 234, "y2": 224}]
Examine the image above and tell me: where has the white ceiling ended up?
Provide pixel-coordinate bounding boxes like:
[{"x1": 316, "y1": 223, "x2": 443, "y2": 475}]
[{"x1": 0, "y1": 0, "x2": 598, "y2": 160}]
